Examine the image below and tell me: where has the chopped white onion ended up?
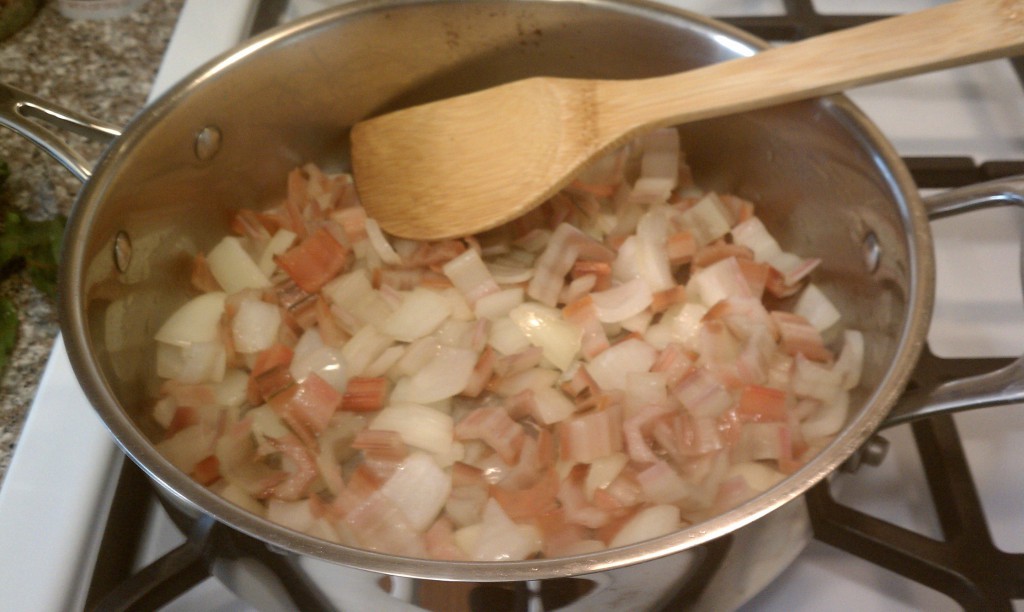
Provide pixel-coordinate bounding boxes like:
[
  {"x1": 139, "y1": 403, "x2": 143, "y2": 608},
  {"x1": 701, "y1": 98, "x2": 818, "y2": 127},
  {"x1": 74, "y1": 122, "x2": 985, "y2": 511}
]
[
  {"x1": 380, "y1": 452, "x2": 453, "y2": 531},
  {"x1": 156, "y1": 341, "x2": 226, "y2": 384},
  {"x1": 290, "y1": 344, "x2": 348, "y2": 392},
  {"x1": 585, "y1": 452, "x2": 629, "y2": 500},
  {"x1": 801, "y1": 390, "x2": 849, "y2": 439},
  {"x1": 731, "y1": 216, "x2": 782, "y2": 262},
  {"x1": 590, "y1": 278, "x2": 653, "y2": 323},
  {"x1": 689, "y1": 257, "x2": 751, "y2": 307},
  {"x1": 487, "y1": 317, "x2": 533, "y2": 356},
  {"x1": 213, "y1": 369, "x2": 250, "y2": 407},
  {"x1": 625, "y1": 372, "x2": 669, "y2": 413},
  {"x1": 631, "y1": 128, "x2": 679, "y2": 204},
  {"x1": 726, "y1": 462, "x2": 787, "y2": 492},
  {"x1": 633, "y1": 206, "x2": 676, "y2": 291},
  {"x1": 585, "y1": 338, "x2": 657, "y2": 392},
  {"x1": 322, "y1": 269, "x2": 393, "y2": 328},
  {"x1": 490, "y1": 368, "x2": 561, "y2": 398},
  {"x1": 463, "y1": 499, "x2": 542, "y2": 561},
  {"x1": 608, "y1": 504, "x2": 680, "y2": 548},
  {"x1": 364, "y1": 217, "x2": 403, "y2": 265},
  {"x1": 474, "y1": 287, "x2": 525, "y2": 321},
  {"x1": 267, "y1": 499, "x2": 317, "y2": 533},
  {"x1": 508, "y1": 302, "x2": 582, "y2": 371},
  {"x1": 834, "y1": 329, "x2": 865, "y2": 390},
  {"x1": 207, "y1": 236, "x2": 271, "y2": 294},
  {"x1": 791, "y1": 355, "x2": 843, "y2": 403},
  {"x1": 340, "y1": 325, "x2": 393, "y2": 377},
  {"x1": 793, "y1": 284, "x2": 841, "y2": 332},
  {"x1": 231, "y1": 298, "x2": 282, "y2": 354},
  {"x1": 155, "y1": 292, "x2": 227, "y2": 347},
  {"x1": 530, "y1": 386, "x2": 576, "y2": 425},
  {"x1": 217, "y1": 483, "x2": 265, "y2": 517},
  {"x1": 379, "y1": 287, "x2": 452, "y2": 342},
  {"x1": 249, "y1": 404, "x2": 291, "y2": 442},
  {"x1": 369, "y1": 403, "x2": 454, "y2": 456},
  {"x1": 292, "y1": 328, "x2": 324, "y2": 359},
  {"x1": 155, "y1": 423, "x2": 218, "y2": 473},
  {"x1": 443, "y1": 248, "x2": 500, "y2": 305},
  {"x1": 677, "y1": 193, "x2": 732, "y2": 246},
  {"x1": 669, "y1": 302, "x2": 709, "y2": 351},
  {"x1": 390, "y1": 346, "x2": 478, "y2": 404}
]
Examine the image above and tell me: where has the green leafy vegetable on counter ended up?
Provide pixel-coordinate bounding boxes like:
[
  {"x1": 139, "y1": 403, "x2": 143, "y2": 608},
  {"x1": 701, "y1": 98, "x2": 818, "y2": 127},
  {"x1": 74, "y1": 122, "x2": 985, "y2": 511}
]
[
  {"x1": 0, "y1": 159, "x2": 66, "y2": 373},
  {"x1": 0, "y1": 299, "x2": 16, "y2": 373}
]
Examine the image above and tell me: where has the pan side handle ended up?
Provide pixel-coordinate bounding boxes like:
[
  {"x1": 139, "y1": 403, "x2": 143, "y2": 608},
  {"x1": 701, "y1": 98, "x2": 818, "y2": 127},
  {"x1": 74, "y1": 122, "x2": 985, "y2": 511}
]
[
  {"x1": 880, "y1": 176, "x2": 1024, "y2": 429},
  {"x1": 0, "y1": 82, "x2": 122, "y2": 182}
]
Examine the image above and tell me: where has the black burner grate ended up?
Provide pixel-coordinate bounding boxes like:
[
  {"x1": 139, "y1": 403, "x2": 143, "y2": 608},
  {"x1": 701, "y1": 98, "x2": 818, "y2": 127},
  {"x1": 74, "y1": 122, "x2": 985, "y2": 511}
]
[{"x1": 805, "y1": 348, "x2": 1024, "y2": 611}]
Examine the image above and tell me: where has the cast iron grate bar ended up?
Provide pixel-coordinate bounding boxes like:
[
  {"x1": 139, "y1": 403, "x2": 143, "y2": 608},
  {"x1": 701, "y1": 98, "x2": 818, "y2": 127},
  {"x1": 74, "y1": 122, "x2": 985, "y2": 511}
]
[{"x1": 806, "y1": 347, "x2": 1024, "y2": 611}]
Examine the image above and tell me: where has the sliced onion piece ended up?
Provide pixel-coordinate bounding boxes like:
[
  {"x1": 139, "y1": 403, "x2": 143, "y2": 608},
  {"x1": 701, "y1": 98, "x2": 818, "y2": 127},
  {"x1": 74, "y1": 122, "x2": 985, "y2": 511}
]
[
  {"x1": 207, "y1": 236, "x2": 272, "y2": 294},
  {"x1": 212, "y1": 369, "x2": 250, "y2": 407},
  {"x1": 462, "y1": 499, "x2": 542, "y2": 561},
  {"x1": 688, "y1": 257, "x2": 752, "y2": 307},
  {"x1": 801, "y1": 390, "x2": 849, "y2": 440},
  {"x1": 631, "y1": 128, "x2": 679, "y2": 205},
  {"x1": 156, "y1": 341, "x2": 226, "y2": 384},
  {"x1": 608, "y1": 504, "x2": 680, "y2": 548},
  {"x1": 216, "y1": 483, "x2": 265, "y2": 517},
  {"x1": 637, "y1": 461, "x2": 694, "y2": 504},
  {"x1": 321, "y1": 269, "x2": 393, "y2": 328},
  {"x1": 390, "y1": 345, "x2": 478, "y2": 404},
  {"x1": 726, "y1": 462, "x2": 787, "y2": 492},
  {"x1": 585, "y1": 337, "x2": 657, "y2": 392},
  {"x1": 369, "y1": 403, "x2": 454, "y2": 456},
  {"x1": 364, "y1": 217, "x2": 402, "y2": 265},
  {"x1": 508, "y1": 302, "x2": 582, "y2": 371},
  {"x1": 232, "y1": 298, "x2": 282, "y2": 354},
  {"x1": 668, "y1": 302, "x2": 708, "y2": 351},
  {"x1": 632, "y1": 206, "x2": 676, "y2": 291},
  {"x1": 834, "y1": 330, "x2": 864, "y2": 390},
  {"x1": 443, "y1": 248, "x2": 500, "y2": 305},
  {"x1": 791, "y1": 354, "x2": 843, "y2": 403},
  {"x1": 794, "y1": 283, "x2": 841, "y2": 332},
  {"x1": 380, "y1": 452, "x2": 453, "y2": 531},
  {"x1": 340, "y1": 325, "x2": 393, "y2": 377},
  {"x1": 155, "y1": 292, "x2": 227, "y2": 347},
  {"x1": 529, "y1": 386, "x2": 576, "y2": 425},
  {"x1": 290, "y1": 344, "x2": 348, "y2": 392},
  {"x1": 488, "y1": 317, "x2": 533, "y2": 356},
  {"x1": 474, "y1": 287, "x2": 525, "y2": 321},
  {"x1": 379, "y1": 287, "x2": 452, "y2": 342},
  {"x1": 731, "y1": 216, "x2": 782, "y2": 262},
  {"x1": 584, "y1": 452, "x2": 628, "y2": 500},
  {"x1": 486, "y1": 261, "x2": 534, "y2": 285},
  {"x1": 677, "y1": 193, "x2": 732, "y2": 246},
  {"x1": 589, "y1": 278, "x2": 654, "y2": 324}
]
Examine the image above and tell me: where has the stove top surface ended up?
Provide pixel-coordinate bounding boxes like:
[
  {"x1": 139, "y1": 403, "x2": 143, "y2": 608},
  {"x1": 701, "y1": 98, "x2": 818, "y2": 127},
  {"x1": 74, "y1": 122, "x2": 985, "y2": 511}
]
[{"x1": 0, "y1": 1, "x2": 1021, "y2": 610}]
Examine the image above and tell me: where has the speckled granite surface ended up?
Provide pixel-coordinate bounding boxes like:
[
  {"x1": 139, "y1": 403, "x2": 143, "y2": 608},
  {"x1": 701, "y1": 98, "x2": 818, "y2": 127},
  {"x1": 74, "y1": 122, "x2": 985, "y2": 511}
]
[{"x1": 0, "y1": 0, "x2": 184, "y2": 483}]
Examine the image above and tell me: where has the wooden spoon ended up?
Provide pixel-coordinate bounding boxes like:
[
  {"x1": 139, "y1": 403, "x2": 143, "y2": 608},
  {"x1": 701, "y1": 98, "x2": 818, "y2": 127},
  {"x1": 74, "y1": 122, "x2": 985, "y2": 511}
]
[{"x1": 351, "y1": 0, "x2": 1024, "y2": 240}]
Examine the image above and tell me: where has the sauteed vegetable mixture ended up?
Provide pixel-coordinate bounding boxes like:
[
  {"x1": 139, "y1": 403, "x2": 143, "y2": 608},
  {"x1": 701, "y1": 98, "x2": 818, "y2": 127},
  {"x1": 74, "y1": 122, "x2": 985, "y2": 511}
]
[{"x1": 151, "y1": 128, "x2": 863, "y2": 560}]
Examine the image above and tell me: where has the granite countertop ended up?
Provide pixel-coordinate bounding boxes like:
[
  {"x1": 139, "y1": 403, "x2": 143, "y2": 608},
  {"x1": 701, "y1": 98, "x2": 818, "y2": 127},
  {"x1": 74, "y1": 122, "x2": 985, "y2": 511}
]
[{"x1": 0, "y1": 0, "x2": 185, "y2": 483}]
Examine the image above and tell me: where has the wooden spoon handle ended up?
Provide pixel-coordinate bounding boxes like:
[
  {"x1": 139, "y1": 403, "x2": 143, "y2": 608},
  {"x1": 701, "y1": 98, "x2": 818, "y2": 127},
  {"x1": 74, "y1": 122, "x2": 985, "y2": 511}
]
[{"x1": 597, "y1": 0, "x2": 1024, "y2": 136}]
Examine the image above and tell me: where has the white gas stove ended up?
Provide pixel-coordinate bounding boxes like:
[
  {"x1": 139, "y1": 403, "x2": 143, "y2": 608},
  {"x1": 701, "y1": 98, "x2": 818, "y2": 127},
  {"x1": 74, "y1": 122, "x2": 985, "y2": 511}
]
[{"x1": 0, "y1": 1, "x2": 1021, "y2": 610}]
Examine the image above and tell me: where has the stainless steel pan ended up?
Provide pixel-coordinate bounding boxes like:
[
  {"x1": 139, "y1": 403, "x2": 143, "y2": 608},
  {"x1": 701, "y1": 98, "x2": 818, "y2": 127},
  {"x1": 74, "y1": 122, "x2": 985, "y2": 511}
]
[{"x1": 4, "y1": 0, "x2": 1023, "y2": 601}]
